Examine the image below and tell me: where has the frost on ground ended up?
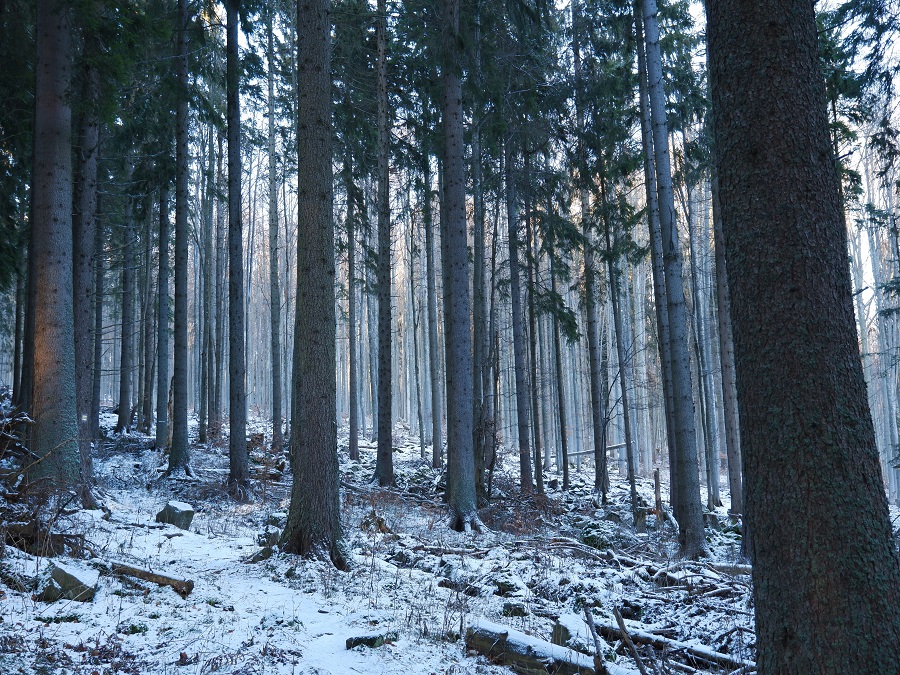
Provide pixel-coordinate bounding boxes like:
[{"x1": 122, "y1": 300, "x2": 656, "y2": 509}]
[{"x1": 0, "y1": 413, "x2": 761, "y2": 675}]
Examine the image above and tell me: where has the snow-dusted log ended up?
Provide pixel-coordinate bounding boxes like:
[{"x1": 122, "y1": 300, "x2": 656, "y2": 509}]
[
  {"x1": 110, "y1": 561, "x2": 194, "y2": 598},
  {"x1": 465, "y1": 619, "x2": 636, "y2": 675},
  {"x1": 592, "y1": 618, "x2": 753, "y2": 671}
]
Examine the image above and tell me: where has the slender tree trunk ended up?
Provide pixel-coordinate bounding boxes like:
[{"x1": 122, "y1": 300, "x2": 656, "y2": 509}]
[
  {"x1": 709, "y1": 167, "x2": 742, "y2": 515},
  {"x1": 346, "y1": 168, "x2": 359, "y2": 461},
  {"x1": 443, "y1": 0, "x2": 478, "y2": 528},
  {"x1": 374, "y1": 0, "x2": 393, "y2": 486},
  {"x1": 199, "y1": 127, "x2": 213, "y2": 443},
  {"x1": 116, "y1": 165, "x2": 135, "y2": 434},
  {"x1": 156, "y1": 188, "x2": 170, "y2": 449},
  {"x1": 212, "y1": 133, "x2": 226, "y2": 437},
  {"x1": 524, "y1": 154, "x2": 543, "y2": 494},
  {"x1": 226, "y1": 0, "x2": 248, "y2": 493},
  {"x1": 13, "y1": 256, "x2": 24, "y2": 405},
  {"x1": 423, "y1": 151, "x2": 442, "y2": 468},
  {"x1": 506, "y1": 140, "x2": 534, "y2": 494},
  {"x1": 91, "y1": 201, "x2": 104, "y2": 440},
  {"x1": 708, "y1": 1, "x2": 900, "y2": 669},
  {"x1": 168, "y1": 0, "x2": 191, "y2": 474},
  {"x1": 550, "y1": 254, "x2": 570, "y2": 490},
  {"x1": 642, "y1": 0, "x2": 704, "y2": 556},
  {"x1": 140, "y1": 209, "x2": 155, "y2": 434},
  {"x1": 30, "y1": 0, "x2": 80, "y2": 489},
  {"x1": 282, "y1": 0, "x2": 346, "y2": 569},
  {"x1": 634, "y1": 2, "x2": 677, "y2": 509},
  {"x1": 267, "y1": 10, "x2": 283, "y2": 456}
]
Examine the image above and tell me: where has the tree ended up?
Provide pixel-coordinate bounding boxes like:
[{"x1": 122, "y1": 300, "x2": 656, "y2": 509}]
[
  {"x1": 282, "y1": 0, "x2": 346, "y2": 569},
  {"x1": 168, "y1": 0, "x2": 191, "y2": 476},
  {"x1": 226, "y1": 0, "x2": 248, "y2": 494},
  {"x1": 29, "y1": 0, "x2": 81, "y2": 492},
  {"x1": 707, "y1": 0, "x2": 900, "y2": 671}
]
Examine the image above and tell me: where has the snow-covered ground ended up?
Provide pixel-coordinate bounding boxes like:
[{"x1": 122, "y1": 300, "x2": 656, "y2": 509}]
[{"x1": 2, "y1": 413, "x2": 764, "y2": 674}]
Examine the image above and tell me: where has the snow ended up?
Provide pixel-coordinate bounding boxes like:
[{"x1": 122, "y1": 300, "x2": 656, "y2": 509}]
[{"x1": 0, "y1": 412, "x2": 766, "y2": 674}]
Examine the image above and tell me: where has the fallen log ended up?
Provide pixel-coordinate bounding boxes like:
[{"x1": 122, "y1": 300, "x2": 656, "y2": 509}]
[
  {"x1": 110, "y1": 562, "x2": 194, "y2": 598},
  {"x1": 465, "y1": 619, "x2": 636, "y2": 675},
  {"x1": 592, "y1": 618, "x2": 754, "y2": 671}
]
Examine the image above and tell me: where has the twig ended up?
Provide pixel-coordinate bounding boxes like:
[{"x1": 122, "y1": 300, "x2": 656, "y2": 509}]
[{"x1": 614, "y1": 606, "x2": 650, "y2": 675}]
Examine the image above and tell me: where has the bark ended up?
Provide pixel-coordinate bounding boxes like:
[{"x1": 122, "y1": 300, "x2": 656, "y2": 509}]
[
  {"x1": 155, "y1": 188, "x2": 170, "y2": 450},
  {"x1": 72, "y1": 33, "x2": 99, "y2": 478},
  {"x1": 91, "y1": 198, "x2": 103, "y2": 440},
  {"x1": 212, "y1": 133, "x2": 225, "y2": 437},
  {"x1": 505, "y1": 140, "x2": 534, "y2": 494},
  {"x1": 168, "y1": 0, "x2": 191, "y2": 474},
  {"x1": 267, "y1": 10, "x2": 283, "y2": 456},
  {"x1": 346, "y1": 168, "x2": 359, "y2": 461},
  {"x1": 524, "y1": 155, "x2": 543, "y2": 494},
  {"x1": 707, "y1": 0, "x2": 900, "y2": 670},
  {"x1": 139, "y1": 208, "x2": 155, "y2": 434},
  {"x1": 282, "y1": 0, "x2": 346, "y2": 569},
  {"x1": 374, "y1": 0, "x2": 393, "y2": 487},
  {"x1": 30, "y1": 0, "x2": 80, "y2": 489},
  {"x1": 199, "y1": 127, "x2": 213, "y2": 443},
  {"x1": 13, "y1": 256, "x2": 24, "y2": 405},
  {"x1": 226, "y1": 0, "x2": 248, "y2": 493},
  {"x1": 443, "y1": 0, "x2": 478, "y2": 529},
  {"x1": 642, "y1": 0, "x2": 703, "y2": 556}
]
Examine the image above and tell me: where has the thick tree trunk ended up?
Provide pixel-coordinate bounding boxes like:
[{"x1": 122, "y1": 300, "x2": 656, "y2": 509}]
[
  {"x1": 708, "y1": 1, "x2": 900, "y2": 670},
  {"x1": 282, "y1": 0, "x2": 346, "y2": 569},
  {"x1": 267, "y1": 10, "x2": 283, "y2": 456},
  {"x1": 72, "y1": 39, "x2": 99, "y2": 482},
  {"x1": 642, "y1": 0, "x2": 704, "y2": 557},
  {"x1": 226, "y1": 0, "x2": 248, "y2": 493},
  {"x1": 374, "y1": 0, "x2": 393, "y2": 486},
  {"x1": 168, "y1": 0, "x2": 191, "y2": 474},
  {"x1": 30, "y1": 0, "x2": 80, "y2": 489},
  {"x1": 443, "y1": 0, "x2": 478, "y2": 529},
  {"x1": 505, "y1": 140, "x2": 534, "y2": 494}
]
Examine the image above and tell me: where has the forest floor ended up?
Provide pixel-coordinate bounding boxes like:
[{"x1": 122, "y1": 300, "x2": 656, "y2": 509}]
[{"x1": 1, "y1": 413, "x2": 849, "y2": 675}]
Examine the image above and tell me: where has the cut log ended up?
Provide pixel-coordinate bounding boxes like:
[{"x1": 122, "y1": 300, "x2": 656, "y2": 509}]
[
  {"x1": 110, "y1": 561, "x2": 194, "y2": 597},
  {"x1": 591, "y1": 618, "x2": 754, "y2": 671},
  {"x1": 465, "y1": 619, "x2": 636, "y2": 675}
]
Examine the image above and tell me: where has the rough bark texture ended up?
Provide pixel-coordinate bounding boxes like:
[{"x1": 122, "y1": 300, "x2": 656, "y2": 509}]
[
  {"x1": 30, "y1": 0, "x2": 80, "y2": 489},
  {"x1": 642, "y1": 0, "x2": 703, "y2": 556},
  {"x1": 282, "y1": 0, "x2": 346, "y2": 569},
  {"x1": 443, "y1": 0, "x2": 478, "y2": 529},
  {"x1": 374, "y1": 0, "x2": 393, "y2": 487},
  {"x1": 226, "y1": 0, "x2": 248, "y2": 492},
  {"x1": 72, "y1": 35, "x2": 99, "y2": 479},
  {"x1": 168, "y1": 0, "x2": 190, "y2": 474},
  {"x1": 116, "y1": 174, "x2": 135, "y2": 435},
  {"x1": 707, "y1": 1, "x2": 900, "y2": 671},
  {"x1": 91, "y1": 198, "x2": 104, "y2": 440},
  {"x1": 345, "y1": 169, "x2": 359, "y2": 462}
]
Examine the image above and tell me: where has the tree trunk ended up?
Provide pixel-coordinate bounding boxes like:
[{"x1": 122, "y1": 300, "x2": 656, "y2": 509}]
[
  {"x1": 140, "y1": 208, "x2": 155, "y2": 434},
  {"x1": 168, "y1": 0, "x2": 191, "y2": 474},
  {"x1": 524, "y1": 154, "x2": 543, "y2": 494},
  {"x1": 91, "y1": 201, "x2": 104, "y2": 441},
  {"x1": 707, "y1": 0, "x2": 900, "y2": 669},
  {"x1": 374, "y1": 0, "x2": 393, "y2": 486},
  {"x1": 550, "y1": 254, "x2": 570, "y2": 490},
  {"x1": 443, "y1": 0, "x2": 478, "y2": 529},
  {"x1": 642, "y1": 0, "x2": 704, "y2": 556},
  {"x1": 116, "y1": 166, "x2": 135, "y2": 435},
  {"x1": 156, "y1": 188, "x2": 170, "y2": 450},
  {"x1": 199, "y1": 127, "x2": 213, "y2": 443},
  {"x1": 72, "y1": 33, "x2": 99, "y2": 484},
  {"x1": 267, "y1": 10, "x2": 283, "y2": 456},
  {"x1": 710, "y1": 167, "x2": 742, "y2": 515},
  {"x1": 226, "y1": 0, "x2": 248, "y2": 493},
  {"x1": 505, "y1": 140, "x2": 534, "y2": 494},
  {"x1": 282, "y1": 0, "x2": 346, "y2": 569},
  {"x1": 424, "y1": 150, "x2": 442, "y2": 468},
  {"x1": 346, "y1": 167, "x2": 359, "y2": 461},
  {"x1": 30, "y1": 0, "x2": 80, "y2": 490}
]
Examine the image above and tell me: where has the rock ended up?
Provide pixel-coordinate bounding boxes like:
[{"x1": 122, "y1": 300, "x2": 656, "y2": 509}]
[
  {"x1": 502, "y1": 601, "x2": 529, "y2": 617},
  {"x1": 37, "y1": 561, "x2": 99, "y2": 602},
  {"x1": 486, "y1": 571, "x2": 528, "y2": 598},
  {"x1": 704, "y1": 512, "x2": 722, "y2": 531},
  {"x1": 345, "y1": 631, "x2": 399, "y2": 649},
  {"x1": 155, "y1": 501, "x2": 195, "y2": 530},
  {"x1": 247, "y1": 546, "x2": 274, "y2": 563},
  {"x1": 257, "y1": 528, "x2": 280, "y2": 547}
]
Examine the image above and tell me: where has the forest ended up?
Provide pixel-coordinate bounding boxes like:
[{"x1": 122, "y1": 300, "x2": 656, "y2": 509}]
[{"x1": 1, "y1": 0, "x2": 899, "y2": 673}]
